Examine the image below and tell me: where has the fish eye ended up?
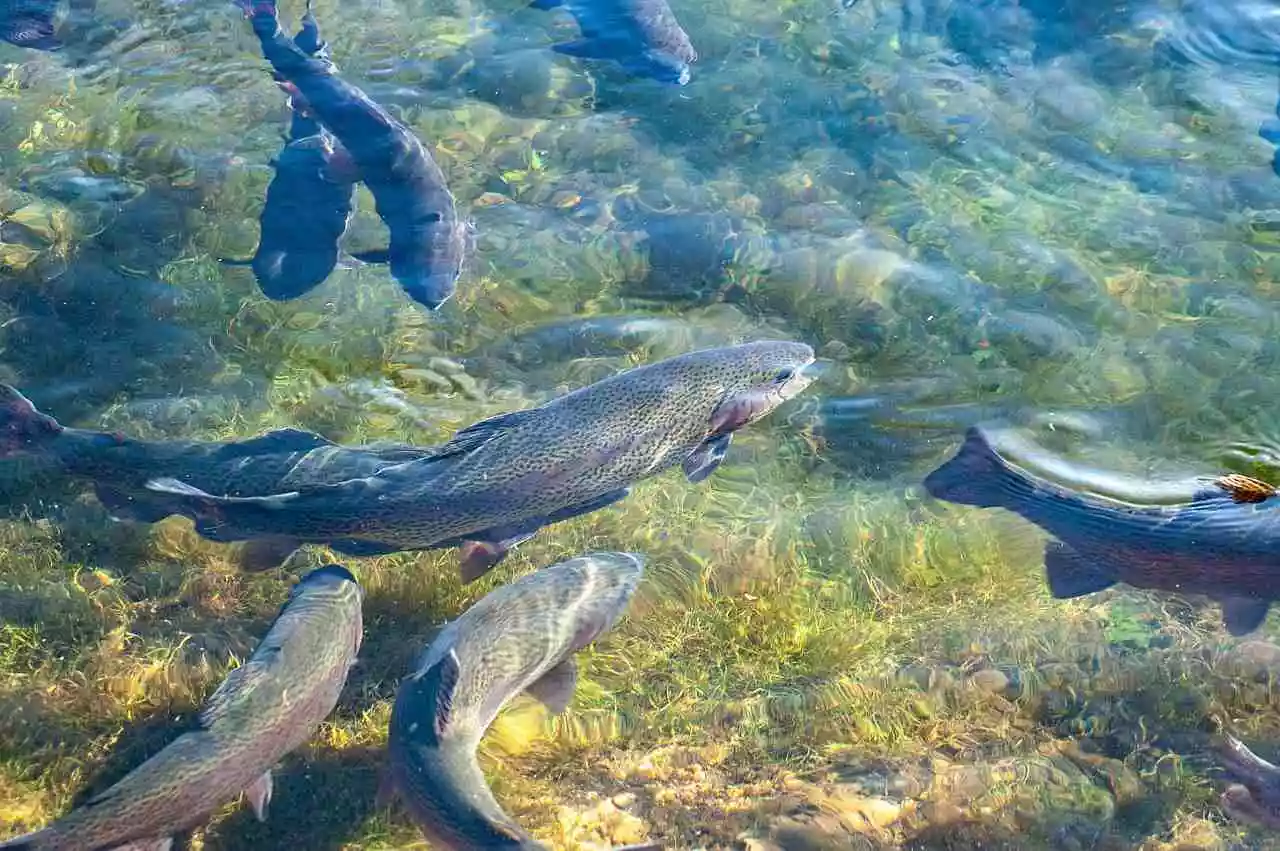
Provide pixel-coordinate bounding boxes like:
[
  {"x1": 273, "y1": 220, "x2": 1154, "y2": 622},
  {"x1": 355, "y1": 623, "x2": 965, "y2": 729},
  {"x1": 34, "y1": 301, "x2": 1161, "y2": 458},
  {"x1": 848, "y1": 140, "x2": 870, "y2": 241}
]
[{"x1": 774, "y1": 368, "x2": 794, "y2": 383}]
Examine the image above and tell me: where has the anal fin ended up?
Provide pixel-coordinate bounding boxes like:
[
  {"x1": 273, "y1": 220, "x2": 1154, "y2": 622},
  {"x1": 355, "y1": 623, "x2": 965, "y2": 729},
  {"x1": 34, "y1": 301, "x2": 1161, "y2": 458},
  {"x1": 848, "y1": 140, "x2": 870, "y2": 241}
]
[
  {"x1": 526, "y1": 657, "x2": 578, "y2": 715},
  {"x1": 1222, "y1": 597, "x2": 1271, "y2": 636},
  {"x1": 1043, "y1": 541, "x2": 1116, "y2": 599}
]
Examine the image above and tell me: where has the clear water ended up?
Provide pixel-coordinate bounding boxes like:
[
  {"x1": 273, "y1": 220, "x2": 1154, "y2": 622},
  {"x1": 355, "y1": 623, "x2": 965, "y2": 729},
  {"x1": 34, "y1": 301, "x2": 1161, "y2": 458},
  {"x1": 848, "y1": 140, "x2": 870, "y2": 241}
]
[{"x1": 4, "y1": 0, "x2": 1280, "y2": 848}]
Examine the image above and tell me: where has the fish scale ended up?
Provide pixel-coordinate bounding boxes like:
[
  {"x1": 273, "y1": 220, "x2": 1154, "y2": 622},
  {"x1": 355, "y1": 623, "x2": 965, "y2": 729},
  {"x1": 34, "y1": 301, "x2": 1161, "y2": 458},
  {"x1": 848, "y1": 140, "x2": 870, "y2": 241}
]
[
  {"x1": 387, "y1": 552, "x2": 645, "y2": 849},
  {"x1": 0, "y1": 565, "x2": 363, "y2": 851},
  {"x1": 146, "y1": 341, "x2": 818, "y2": 583}
]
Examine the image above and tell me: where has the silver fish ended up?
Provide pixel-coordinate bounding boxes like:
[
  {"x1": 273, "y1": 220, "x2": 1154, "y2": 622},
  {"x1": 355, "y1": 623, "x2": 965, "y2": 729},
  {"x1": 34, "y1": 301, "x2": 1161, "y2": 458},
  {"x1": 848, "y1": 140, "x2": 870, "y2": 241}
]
[
  {"x1": 0, "y1": 564, "x2": 363, "y2": 851},
  {"x1": 146, "y1": 341, "x2": 817, "y2": 583},
  {"x1": 385, "y1": 552, "x2": 648, "y2": 849}
]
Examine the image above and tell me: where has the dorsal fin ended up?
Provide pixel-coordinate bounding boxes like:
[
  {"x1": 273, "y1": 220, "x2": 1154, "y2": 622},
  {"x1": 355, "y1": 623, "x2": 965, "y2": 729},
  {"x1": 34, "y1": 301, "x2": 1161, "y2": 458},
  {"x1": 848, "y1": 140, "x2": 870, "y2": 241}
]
[
  {"x1": 1214, "y1": 474, "x2": 1278, "y2": 504},
  {"x1": 211, "y1": 428, "x2": 335, "y2": 461},
  {"x1": 426, "y1": 409, "x2": 540, "y2": 460}
]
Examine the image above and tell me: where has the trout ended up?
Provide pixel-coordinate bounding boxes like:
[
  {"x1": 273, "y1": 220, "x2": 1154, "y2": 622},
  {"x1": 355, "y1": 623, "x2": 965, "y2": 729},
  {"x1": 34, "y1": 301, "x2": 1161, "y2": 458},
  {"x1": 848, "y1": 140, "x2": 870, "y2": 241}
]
[
  {"x1": 146, "y1": 340, "x2": 818, "y2": 582},
  {"x1": 924, "y1": 426, "x2": 1280, "y2": 636},
  {"x1": 238, "y1": 0, "x2": 467, "y2": 310},
  {"x1": 386, "y1": 552, "x2": 651, "y2": 850},
  {"x1": 0, "y1": 383, "x2": 436, "y2": 569},
  {"x1": 530, "y1": 0, "x2": 697, "y2": 85},
  {"x1": 0, "y1": 563, "x2": 363, "y2": 850}
]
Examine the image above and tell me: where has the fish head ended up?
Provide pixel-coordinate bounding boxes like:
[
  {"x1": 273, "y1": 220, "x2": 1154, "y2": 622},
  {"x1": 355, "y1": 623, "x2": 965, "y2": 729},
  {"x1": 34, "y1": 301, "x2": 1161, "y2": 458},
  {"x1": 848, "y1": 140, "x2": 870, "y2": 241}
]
[
  {"x1": 292, "y1": 563, "x2": 365, "y2": 651},
  {"x1": 687, "y1": 340, "x2": 817, "y2": 436},
  {"x1": 569, "y1": 551, "x2": 646, "y2": 648},
  {"x1": 391, "y1": 218, "x2": 469, "y2": 311},
  {"x1": 627, "y1": 49, "x2": 691, "y2": 85},
  {"x1": 4, "y1": 16, "x2": 60, "y2": 50}
]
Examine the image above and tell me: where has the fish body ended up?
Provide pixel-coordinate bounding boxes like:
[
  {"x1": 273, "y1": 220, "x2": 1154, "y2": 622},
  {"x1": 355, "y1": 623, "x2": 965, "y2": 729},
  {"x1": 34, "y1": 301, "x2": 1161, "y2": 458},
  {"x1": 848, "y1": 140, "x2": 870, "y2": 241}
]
[
  {"x1": 0, "y1": 383, "x2": 436, "y2": 566},
  {"x1": 531, "y1": 0, "x2": 697, "y2": 85},
  {"x1": 924, "y1": 426, "x2": 1280, "y2": 636},
  {"x1": 224, "y1": 13, "x2": 355, "y2": 301},
  {"x1": 146, "y1": 341, "x2": 817, "y2": 582},
  {"x1": 1218, "y1": 730, "x2": 1280, "y2": 829},
  {"x1": 241, "y1": 1, "x2": 465, "y2": 310},
  {"x1": 386, "y1": 552, "x2": 644, "y2": 849},
  {"x1": 1, "y1": 0, "x2": 60, "y2": 50},
  {"x1": 0, "y1": 564, "x2": 363, "y2": 851}
]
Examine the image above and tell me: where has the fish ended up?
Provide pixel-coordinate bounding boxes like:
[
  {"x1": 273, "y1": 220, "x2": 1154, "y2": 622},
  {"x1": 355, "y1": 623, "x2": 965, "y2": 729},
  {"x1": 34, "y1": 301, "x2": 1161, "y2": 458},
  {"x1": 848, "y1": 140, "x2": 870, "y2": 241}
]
[
  {"x1": 222, "y1": 11, "x2": 356, "y2": 301},
  {"x1": 0, "y1": 383, "x2": 439, "y2": 569},
  {"x1": 385, "y1": 551, "x2": 649, "y2": 850},
  {"x1": 0, "y1": 563, "x2": 363, "y2": 851},
  {"x1": 923, "y1": 426, "x2": 1280, "y2": 636},
  {"x1": 145, "y1": 340, "x2": 818, "y2": 583},
  {"x1": 529, "y1": 0, "x2": 697, "y2": 85},
  {"x1": 1217, "y1": 730, "x2": 1280, "y2": 829},
  {"x1": 1, "y1": 0, "x2": 60, "y2": 50},
  {"x1": 238, "y1": 0, "x2": 467, "y2": 310}
]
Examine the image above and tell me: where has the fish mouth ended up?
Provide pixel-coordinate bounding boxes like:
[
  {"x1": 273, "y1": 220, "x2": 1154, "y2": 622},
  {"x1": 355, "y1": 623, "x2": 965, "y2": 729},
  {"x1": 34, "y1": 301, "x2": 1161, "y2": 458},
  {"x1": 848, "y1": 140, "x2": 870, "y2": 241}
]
[{"x1": 709, "y1": 356, "x2": 821, "y2": 435}]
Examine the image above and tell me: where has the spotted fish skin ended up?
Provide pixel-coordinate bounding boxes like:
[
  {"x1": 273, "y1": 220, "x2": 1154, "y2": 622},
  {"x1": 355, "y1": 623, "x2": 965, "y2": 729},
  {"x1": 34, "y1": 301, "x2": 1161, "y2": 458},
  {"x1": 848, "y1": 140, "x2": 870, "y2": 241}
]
[
  {"x1": 0, "y1": 564, "x2": 363, "y2": 851},
  {"x1": 387, "y1": 552, "x2": 644, "y2": 850},
  {"x1": 924, "y1": 426, "x2": 1280, "y2": 637},
  {"x1": 240, "y1": 0, "x2": 467, "y2": 310},
  {"x1": 146, "y1": 341, "x2": 817, "y2": 582},
  {"x1": 0, "y1": 383, "x2": 431, "y2": 533}
]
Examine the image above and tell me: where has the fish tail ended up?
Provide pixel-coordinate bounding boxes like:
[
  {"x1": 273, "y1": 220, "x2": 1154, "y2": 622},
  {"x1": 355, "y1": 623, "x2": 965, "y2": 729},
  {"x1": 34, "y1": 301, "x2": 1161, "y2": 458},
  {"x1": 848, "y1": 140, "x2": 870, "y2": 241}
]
[
  {"x1": 923, "y1": 427, "x2": 1023, "y2": 509},
  {"x1": 0, "y1": 384, "x2": 64, "y2": 457}
]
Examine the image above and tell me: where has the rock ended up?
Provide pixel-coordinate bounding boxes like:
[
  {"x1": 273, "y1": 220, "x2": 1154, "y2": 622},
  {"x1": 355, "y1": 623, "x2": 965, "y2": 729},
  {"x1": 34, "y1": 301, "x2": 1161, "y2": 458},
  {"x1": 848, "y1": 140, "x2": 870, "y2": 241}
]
[{"x1": 969, "y1": 668, "x2": 1010, "y2": 696}]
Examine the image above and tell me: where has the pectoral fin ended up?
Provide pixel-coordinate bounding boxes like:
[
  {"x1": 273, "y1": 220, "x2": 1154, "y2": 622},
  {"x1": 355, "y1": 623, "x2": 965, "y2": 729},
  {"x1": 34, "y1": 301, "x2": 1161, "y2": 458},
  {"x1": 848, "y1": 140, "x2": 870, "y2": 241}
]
[
  {"x1": 1042, "y1": 541, "x2": 1116, "y2": 599},
  {"x1": 683, "y1": 433, "x2": 731, "y2": 483},
  {"x1": 1214, "y1": 474, "x2": 1278, "y2": 505},
  {"x1": 525, "y1": 657, "x2": 578, "y2": 714},
  {"x1": 1222, "y1": 597, "x2": 1271, "y2": 636},
  {"x1": 245, "y1": 770, "x2": 273, "y2": 822}
]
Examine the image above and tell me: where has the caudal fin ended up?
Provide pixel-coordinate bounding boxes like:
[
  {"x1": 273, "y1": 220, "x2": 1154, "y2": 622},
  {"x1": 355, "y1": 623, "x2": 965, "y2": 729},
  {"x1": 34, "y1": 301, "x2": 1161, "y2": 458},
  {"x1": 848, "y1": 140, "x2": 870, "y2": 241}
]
[
  {"x1": 922, "y1": 427, "x2": 1020, "y2": 509},
  {"x1": 0, "y1": 384, "x2": 63, "y2": 457}
]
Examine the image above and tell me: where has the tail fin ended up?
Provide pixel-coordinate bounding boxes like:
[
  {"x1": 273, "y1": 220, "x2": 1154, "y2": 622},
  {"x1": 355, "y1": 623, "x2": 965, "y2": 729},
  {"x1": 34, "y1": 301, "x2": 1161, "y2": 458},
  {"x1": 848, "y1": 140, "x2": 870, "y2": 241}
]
[
  {"x1": 0, "y1": 384, "x2": 63, "y2": 457},
  {"x1": 922, "y1": 427, "x2": 1018, "y2": 509}
]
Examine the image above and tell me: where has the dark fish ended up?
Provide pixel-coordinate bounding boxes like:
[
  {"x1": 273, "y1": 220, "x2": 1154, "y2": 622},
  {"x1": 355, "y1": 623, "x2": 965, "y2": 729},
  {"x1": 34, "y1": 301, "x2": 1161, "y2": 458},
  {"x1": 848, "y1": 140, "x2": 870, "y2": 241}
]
[
  {"x1": 1, "y1": 0, "x2": 60, "y2": 50},
  {"x1": 1218, "y1": 730, "x2": 1280, "y2": 829},
  {"x1": 146, "y1": 341, "x2": 818, "y2": 583},
  {"x1": 239, "y1": 0, "x2": 466, "y2": 310},
  {"x1": 222, "y1": 11, "x2": 355, "y2": 301},
  {"x1": 385, "y1": 552, "x2": 651, "y2": 850},
  {"x1": 0, "y1": 564, "x2": 363, "y2": 851},
  {"x1": 530, "y1": 0, "x2": 697, "y2": 85},
  {"x1": 924, "y1": 426, "x2": 1280, "y2": 636},
  {"x1": 0, "y1": 383, "x2": 438, "y2": 569}
]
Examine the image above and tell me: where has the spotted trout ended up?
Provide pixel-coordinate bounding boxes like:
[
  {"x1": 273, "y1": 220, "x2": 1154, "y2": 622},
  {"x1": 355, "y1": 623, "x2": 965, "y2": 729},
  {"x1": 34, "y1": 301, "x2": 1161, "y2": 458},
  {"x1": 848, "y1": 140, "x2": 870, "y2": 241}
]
[
  {"x1": 222, "y1": 10, "x2": 355, "y2": 301},
  {"x1": 530, "y1": 0, "x2": 697, "y2": 85},
  {"x1": 239, "y1": 0, "x2": 467, "y2": 310},
  {"x1": 924, "y1": 426, "x2": 1280, "y2": 636},
  {"x1": 146, "y1": 340, "x2": 818, "y2": 583},
  {"x1": 0, "y1": 383, "x2": 437, "y2": 569},
  {"x1": 385, "y1": 552, "x2": 653, "y2": 850},
  {"x1": 1, "y1": 0, "x2": 60, "y2": 50},
  {"x1": 0, "y1": 563, "x2": 363, "y2": 851}
]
